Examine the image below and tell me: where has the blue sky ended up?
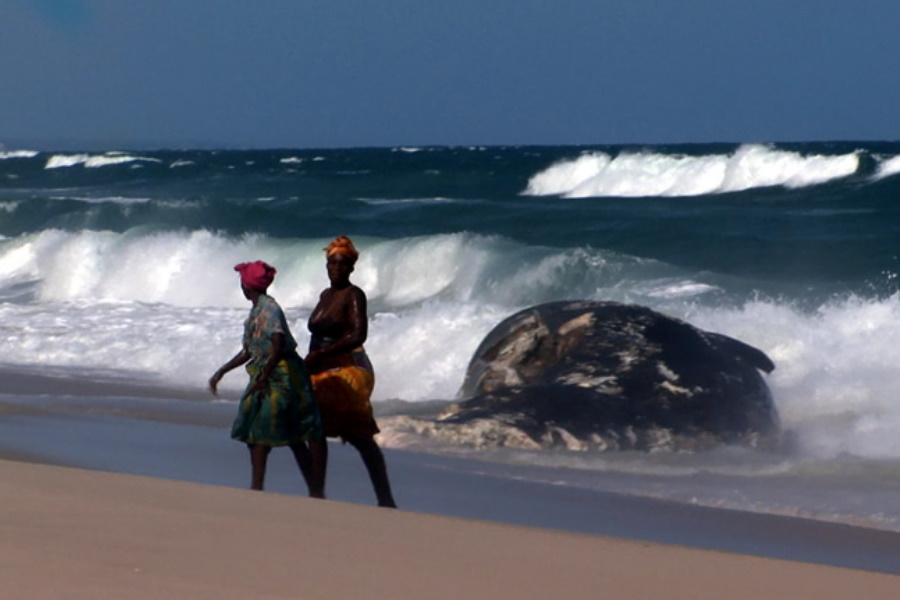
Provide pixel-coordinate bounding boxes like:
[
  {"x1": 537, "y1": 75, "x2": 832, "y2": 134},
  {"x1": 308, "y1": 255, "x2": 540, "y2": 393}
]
[{"x1": 2, "y1": 0, "x2": 899, "y2": 149}]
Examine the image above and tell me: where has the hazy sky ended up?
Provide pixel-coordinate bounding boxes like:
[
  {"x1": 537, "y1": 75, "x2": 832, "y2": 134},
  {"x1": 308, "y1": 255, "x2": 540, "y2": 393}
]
[{"x1": 2, "y1": 0, "x2": 899, "y2": 149}]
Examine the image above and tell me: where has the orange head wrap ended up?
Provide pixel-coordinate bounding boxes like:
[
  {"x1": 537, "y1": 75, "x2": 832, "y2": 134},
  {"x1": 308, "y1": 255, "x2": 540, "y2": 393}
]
[
  {"x1": 234, "y1": 260, "x2": 276, "y2": 292},
  {"x1": 324, "y1": 235, "x2": 359, "y2": 263}
]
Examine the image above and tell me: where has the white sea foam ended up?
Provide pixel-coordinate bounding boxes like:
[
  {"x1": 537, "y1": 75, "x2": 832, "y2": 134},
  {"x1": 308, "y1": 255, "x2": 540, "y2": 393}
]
[
  {"x1": 356, "y1": 197, "x2": 462, "y2": 206},
  {"x1": 45, "y1": 154, "x2": 90, "y2": 169},
  {"x1": 640, "y1": 280, "x2": 719, "y2": 298},
  {"x1": 0, "y1": 150, "x2": 39, "y2": 160},
  {"x1": 873, "y1": 154, "x2": 900, "y2": 180},
  {"x1": 45, "y1": 153, "x2": 162, "y2": 169},
  {"x1": 690, "y1": 295, "x2": 900, "y2": 461},
  {"x1": 2, "y1": 229, "x2": 900, "y2": 469},
  {"x1": 49, "y1": 195, "x2": 153, "y2": 205},
  {"x1": 524, "y1": 144, "x2": 860, "y2": 197},
  {"x1": 0, "y1": 229, "x2": 712, "y2": 398}
]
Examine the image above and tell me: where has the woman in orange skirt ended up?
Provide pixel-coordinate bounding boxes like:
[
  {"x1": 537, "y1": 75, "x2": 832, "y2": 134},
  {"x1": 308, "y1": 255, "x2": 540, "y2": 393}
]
[{"x1": 306, "y1": 236, "x2": 396, "y2": 507}]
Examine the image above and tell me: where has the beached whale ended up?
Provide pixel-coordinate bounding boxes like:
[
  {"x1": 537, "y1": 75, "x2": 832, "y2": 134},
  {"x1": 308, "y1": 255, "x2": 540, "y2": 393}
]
[{"x1": 384, "y1": 301, "x2": 779, "y2": 452}]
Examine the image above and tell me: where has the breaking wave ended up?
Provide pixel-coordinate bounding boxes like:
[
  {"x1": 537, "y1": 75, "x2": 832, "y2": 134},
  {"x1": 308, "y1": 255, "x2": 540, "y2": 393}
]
[{"x1": 523, "y1": 144, "x2": 862, "y2": 197}]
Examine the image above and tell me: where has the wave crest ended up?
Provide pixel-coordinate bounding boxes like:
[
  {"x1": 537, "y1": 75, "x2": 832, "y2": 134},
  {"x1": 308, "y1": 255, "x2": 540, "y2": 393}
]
[
  {"x1": 45, "y1": 152, "x2": 162, "y2": 169},
  {"x1": 523, "y1": 144, "x2": 860, "y2": 198},
  {"x1": 0, "y1": 229, "x2": 718, "y2": 309},
  {"x1": 874, "y1": 155, "x2": 900, "y2": 181}
]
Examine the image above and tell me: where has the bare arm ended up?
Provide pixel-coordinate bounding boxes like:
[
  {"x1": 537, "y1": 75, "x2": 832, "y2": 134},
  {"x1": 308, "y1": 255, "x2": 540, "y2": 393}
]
[{"x1": 209, "y1": 346, "x2": 251, "y2": 396}]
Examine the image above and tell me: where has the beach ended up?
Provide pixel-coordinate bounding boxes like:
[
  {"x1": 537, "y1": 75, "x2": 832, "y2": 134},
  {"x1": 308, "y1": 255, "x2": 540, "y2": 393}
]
[
  {"x1": 2, "y1": 367, "x2": 900, "y2": 598},
  {"x1": 4, "y1": 459, "x2": 900, "y2": 600}
]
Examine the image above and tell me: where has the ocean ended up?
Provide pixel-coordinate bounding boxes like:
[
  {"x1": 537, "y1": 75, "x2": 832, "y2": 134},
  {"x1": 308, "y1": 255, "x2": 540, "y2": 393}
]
[{"x1": 3, "y1": 141, "x2": 900, "y2": 531}]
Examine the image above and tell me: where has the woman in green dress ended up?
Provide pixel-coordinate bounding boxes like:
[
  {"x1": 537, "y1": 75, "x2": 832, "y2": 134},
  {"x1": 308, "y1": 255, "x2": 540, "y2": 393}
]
[{"x1": 209, "y1": 260, "x2": 325, "y2": 495}]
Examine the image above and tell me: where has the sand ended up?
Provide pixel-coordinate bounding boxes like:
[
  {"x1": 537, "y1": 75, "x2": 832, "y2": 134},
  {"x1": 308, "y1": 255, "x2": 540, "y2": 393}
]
[
  {"x1": 2, "y1": 366, "x2": 900, "y2": 598},
  {"x1": 2, "y1": 459, "x2": 898, "y2": 600}
]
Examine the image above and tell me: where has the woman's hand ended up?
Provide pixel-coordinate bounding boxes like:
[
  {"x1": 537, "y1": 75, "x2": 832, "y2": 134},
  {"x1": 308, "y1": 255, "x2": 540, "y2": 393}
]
[
  {"x1": 209, "y1": 348, "x2": 251, "y2": 396},
  {"x1": 209, "y1": 370, "x2": 224, "y2": 396}
]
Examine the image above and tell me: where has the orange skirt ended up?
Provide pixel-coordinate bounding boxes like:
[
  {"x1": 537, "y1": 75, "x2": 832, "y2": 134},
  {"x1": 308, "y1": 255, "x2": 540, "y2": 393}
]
[{"x1": 310, "y1": 348, "x2": 379, "y2": 440}]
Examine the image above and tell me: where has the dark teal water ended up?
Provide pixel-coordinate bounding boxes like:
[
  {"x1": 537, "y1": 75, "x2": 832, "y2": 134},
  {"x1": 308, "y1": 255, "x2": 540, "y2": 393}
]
[{"x1": 3, "y1": 142, "x2": 899, "y2": 301}]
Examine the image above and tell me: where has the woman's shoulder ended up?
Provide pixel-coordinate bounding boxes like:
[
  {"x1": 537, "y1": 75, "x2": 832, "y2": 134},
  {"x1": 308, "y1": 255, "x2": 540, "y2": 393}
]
[
  {"x1": 258, "y1": 294, "x2": 285, "y2": 313},
  {"x1": 341, "y1": 285, "x2": 367, "y2": 308},
  {"x1": 320, "y1": 284, "x2": 366, "y2": 301},
  {"x1": 260, "y1": 293, "x2": 279, "y2": 305}
]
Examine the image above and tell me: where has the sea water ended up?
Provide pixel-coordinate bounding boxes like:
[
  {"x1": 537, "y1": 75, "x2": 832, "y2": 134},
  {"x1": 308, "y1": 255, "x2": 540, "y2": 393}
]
[{"x1": 2, "y1": 142, "x2": 900, "y2": 530}]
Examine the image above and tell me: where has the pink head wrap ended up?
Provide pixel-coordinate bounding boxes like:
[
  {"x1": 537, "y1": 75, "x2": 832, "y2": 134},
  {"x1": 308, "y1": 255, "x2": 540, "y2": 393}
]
[{"x1": 234, "y1": 260, "x2": 276, "y2": 292}]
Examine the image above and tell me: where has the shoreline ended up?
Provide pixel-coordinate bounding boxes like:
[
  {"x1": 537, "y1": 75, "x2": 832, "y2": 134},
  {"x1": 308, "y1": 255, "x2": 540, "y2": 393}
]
[{"x1": 4, "y1": 365, "x2": 900, "y2": 577}]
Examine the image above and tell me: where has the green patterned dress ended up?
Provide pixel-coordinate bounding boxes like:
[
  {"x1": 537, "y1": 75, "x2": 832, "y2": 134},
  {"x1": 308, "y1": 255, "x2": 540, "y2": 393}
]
[{"x1": 230, "y1": 294, "x2": 323, "y2": 446}]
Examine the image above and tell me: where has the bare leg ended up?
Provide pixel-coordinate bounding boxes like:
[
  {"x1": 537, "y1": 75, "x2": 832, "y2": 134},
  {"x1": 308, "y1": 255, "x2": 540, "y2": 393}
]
[
  {"x1": 290, "y1": 441, "x2": 327, "y2": 499},
  {"x1": 319, "y1": 439, "x2": 329, "y2": 496},
  {"x1": 249, "y1": 444, "x2": 272, "y2": 491},
  {"x1": 348, "y1": 437, "x2": 397, "y2": 508}
]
